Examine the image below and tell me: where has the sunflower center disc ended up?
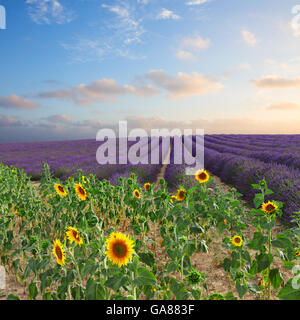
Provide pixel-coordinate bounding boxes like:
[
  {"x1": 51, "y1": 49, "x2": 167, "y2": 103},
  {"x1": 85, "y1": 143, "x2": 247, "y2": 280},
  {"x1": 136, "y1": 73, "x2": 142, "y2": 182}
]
[
  {"x1": 73, "y1": 231, "x2": 79, "y2": 240},
  {"x1": 55, "y1": 246, "x2": 63, "y2": 260},
  {"x1": 199, "y1": 173, "x2": 207, "y2": 180},
  {"x1": 113, "y1": 243, "x2": 127, "y2": 258}
]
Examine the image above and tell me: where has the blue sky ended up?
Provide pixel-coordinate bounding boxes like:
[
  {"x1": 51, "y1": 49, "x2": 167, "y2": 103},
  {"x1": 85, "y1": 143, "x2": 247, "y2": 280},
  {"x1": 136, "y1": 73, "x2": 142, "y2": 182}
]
[{"x1": 0, "y1": 0, "x2": 300, "y2": 142}]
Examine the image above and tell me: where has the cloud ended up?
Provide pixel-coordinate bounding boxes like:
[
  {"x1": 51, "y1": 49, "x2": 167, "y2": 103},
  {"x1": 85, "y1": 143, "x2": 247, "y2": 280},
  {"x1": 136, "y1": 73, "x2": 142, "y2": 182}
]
[
  {"x1": 290, "y1": 25, "x2": 300, "y2": 37},
  {"x1": 291, "y1": 5, "x2": 300, "y2": 37},
  {"x1": 241, "y1": 29, "x2": 257, "y2": 47},
  {"x1": 144, "y1": 70, "x2": 223, "y2": 98},
  {"x1": 180, "y1": 34, "x2": 210, "y2": 51},
  {"x1": 290, "y1": 23, "x2": 300, "y2": 37},
  {"x1": 43, "y1": 114, "x2": 72, "y2": 123},
  {"x1": 185, "y1": 0, "x2": 212, "y2": 5},
  {"x1": 265, "y1": 102, "x2": 300, "y2": 111},
  {"x1": 253, "y1": 76, "x2": 300, "y2": 89},
  {"x1": 36, "y1": 78, "x2": 159, "y2": 105},
  {"x1": 0, "y1": 114, "x2": 22, "y2": 127},
  {"x1": 102, "y1": 3, "x2": 145, "y2": 45},
  {"x1": 26, "y1": 0, "x2": 75, "y2": 24},
  {"x1": 61, "y1": 2, "x2": 147, "y2": 63},
  {"x1": 61, "y1": 38, "x2": 108, "y2": 63},
  {"x1": 0, "y1": 95, "x2": 39, "y2": 110},
  {"x1": 175, "y1": 50, "x2": 196, "y2": 61},
  {"x1": 175, "y1": 34, "x2": 210, "y2": 60},
  {"x1": 156, "y1": 8, "x2": 181, "y2": 20}
]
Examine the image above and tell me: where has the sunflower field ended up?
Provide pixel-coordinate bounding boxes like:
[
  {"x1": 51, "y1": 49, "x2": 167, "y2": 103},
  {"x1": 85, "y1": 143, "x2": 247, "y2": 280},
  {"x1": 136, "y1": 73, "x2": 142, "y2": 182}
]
[{"x1": 0, "y1": 162, "x2": 300, "y2": 300}]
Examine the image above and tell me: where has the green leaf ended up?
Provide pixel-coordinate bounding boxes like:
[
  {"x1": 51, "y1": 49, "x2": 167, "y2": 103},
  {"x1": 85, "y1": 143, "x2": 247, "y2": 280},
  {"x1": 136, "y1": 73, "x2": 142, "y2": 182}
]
[
  {"x1": 105, "y1": 274, "x2": 129, "y2": 292},
  {"x1": 253, "y1": 193, "x2": 264, "y2": 209},
  {"x1": 6, "y1": 294, "x2": 20, "y2": 300},
  {"x1": 191, "y1": 288, "x2": 201, "y2": 300},
  {"x1": 133, "y1": 267, "x2": 156, "y2": 286},
  {"x1": 235, "y1": 281, "x2": 247, "y2": 299},
  {"x1": 166, "y1": 261, "x2": 179, "y2": 273},
  {"x1": 86, "y1": 278, "x2": 96, "y2": 300},
  {"x1": 29, "y1": 281, "x2": 38, "y2": 300},
  {"x1": 264, "y1": 187, "x2": 274, "y2": 195},
  {"x1": 71, "y1": 286, "x2": 84, "y2": 300},
  {"x1": 271, "y1": 234, "x2": 293, "y2": 249},
  {"x1": 138, "y1": 252, "x2": 155, "y2": 268},
  {"x1": 269, "y1": 268, "x2": 284, "y2": 291},
  {"x1": 222, "y1": 258, "x2": 231, "y2": 272},
  {"x1": 256, "y1": 253, "x2": 273, "y2": 273},
  {"x1": 170, "y1": 278, "x2": 189, "y2": 300},
  {"x1": 277, "y1": 279, "x2": 300, "y2": 300},
  {"x1": 86, "y1": 278, "x2": 105, "y2": 300},
  {"x1": 247, "y1": 232, "x2": 268, "y2": 250},
  {"x1": 224, "y1": 291, "x2": 237, "y2": 300}
]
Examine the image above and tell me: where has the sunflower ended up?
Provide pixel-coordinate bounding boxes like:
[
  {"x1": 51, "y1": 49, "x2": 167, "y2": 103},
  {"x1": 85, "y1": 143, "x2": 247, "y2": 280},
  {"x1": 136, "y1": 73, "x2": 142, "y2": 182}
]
[
  {"x1": 294, "y1": 250, "x2": 300, "y2": 257},
  {"x1": 54, "y1": 183, "x2": 67, "y2": 197},
  {"x1": 195, "y1": 169, "x2": 210, "y2": 183},
  {"x1": 232, "y1": 235, "x2": 243, "y2": 247},
  {"x1": 170, "y1": 195, "x2": 177, "y2": 203},
  {"x1": 52, "y1": 239, "x2": 66, "y2": 266},
  {"x1": 261, "y1": 201, "x2": 278, "y2": 214},
  {"x1": 105, "y1": 232, "x2": 135, "y2": 267},
  {"x1": 66, "y1": 227, "x2": 83, "y2": 247},
  {"x1": 176, "y1": 189, "x2": 186, "y2": 202},
  {"x1": 133, "y1": 189, "x2": 141, "y2": 199},
  {"x1": 144, "y1": 183, "x2": 151, "y2": 192},
  {"x1": 82, "y1": 176, "x2": 87, "y2": 184},
  {"x1": 75, "y1": 183, "x2": 87, "y2": 201}
]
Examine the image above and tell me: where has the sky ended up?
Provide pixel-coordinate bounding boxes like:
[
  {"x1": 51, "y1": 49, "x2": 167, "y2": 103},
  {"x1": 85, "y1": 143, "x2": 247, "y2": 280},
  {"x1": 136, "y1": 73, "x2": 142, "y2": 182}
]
[{"x1": 0, "y1": 0, "x2": 300, "y2": 142}]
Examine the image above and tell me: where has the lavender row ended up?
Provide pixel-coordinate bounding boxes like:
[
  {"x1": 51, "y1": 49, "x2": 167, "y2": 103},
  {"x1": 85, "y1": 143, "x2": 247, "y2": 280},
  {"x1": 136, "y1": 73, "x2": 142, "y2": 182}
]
[
  {"x1": 204, "y1": 139, "x2": 300, "y2": 171},
  {"x1": 203, "y1": 147, "x2": 300, "y2": 223},
  {"x1": 205, "y1": 135, "x2": 300, "y2": 154}
]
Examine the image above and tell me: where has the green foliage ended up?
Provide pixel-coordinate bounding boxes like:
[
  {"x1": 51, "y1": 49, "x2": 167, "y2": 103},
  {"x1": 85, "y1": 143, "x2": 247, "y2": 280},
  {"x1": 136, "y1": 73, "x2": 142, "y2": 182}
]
[{"x1": 0, "y1": 164, "x2": 298, "y2": 301}]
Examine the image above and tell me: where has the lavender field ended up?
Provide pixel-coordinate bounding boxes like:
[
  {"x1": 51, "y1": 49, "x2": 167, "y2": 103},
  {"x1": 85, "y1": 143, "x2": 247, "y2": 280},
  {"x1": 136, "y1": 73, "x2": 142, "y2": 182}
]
[{"x1": 0, "y1": 138, "x2": 167, "y2": 185}]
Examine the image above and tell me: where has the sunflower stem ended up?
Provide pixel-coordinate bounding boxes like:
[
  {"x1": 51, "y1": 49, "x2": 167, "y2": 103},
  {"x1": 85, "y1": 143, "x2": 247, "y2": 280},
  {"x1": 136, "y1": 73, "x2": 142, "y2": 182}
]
[
  {"x1": 131, "y1": 271, "x2": 137, "y2": 300},
  {"x1": 70, "y1": 249, "x2": 84, "y2": 289},
  {"x1": 267, "y1": 228, "x2": 272, "y2": 300},
  {"x1": 181, "y1": 255, "x2": 184, "y2": 281}
]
